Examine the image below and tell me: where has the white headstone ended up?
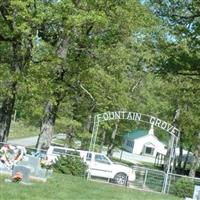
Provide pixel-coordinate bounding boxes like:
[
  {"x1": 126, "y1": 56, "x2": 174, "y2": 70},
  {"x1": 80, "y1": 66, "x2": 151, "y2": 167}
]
[
  {"x1": 193, "y1": 186, "x2": 200, "y2": 200},
  {"x1": 12, "y1": 165, "x2": 31, "y2": 183}
]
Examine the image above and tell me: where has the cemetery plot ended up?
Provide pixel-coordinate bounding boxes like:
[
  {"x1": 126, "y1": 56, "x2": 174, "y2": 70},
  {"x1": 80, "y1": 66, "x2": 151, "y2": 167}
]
[{"x1": 0, "y1": 144, "x2": 52, "y2": 183}]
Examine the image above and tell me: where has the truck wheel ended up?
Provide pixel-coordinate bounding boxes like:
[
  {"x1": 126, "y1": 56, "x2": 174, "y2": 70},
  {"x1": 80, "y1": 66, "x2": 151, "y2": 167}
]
[{"x1": 114, "y1": 173, "x2": 128, "y2": 185}]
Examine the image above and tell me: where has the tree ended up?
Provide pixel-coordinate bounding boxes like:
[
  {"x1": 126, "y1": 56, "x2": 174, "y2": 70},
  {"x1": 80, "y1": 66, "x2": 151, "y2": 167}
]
[
  {"x1": 0, "y1": 0, "x2": 38, "y2": 142},
  {"x1": 147, "y1": 0, "x2": 200, "y2": 175},
  {"x1": 35, "y1": 0, "x2": 158, "y2": 150},
  {"x1": 148, "y1": 0, "x2": 200, "y2": 75}
]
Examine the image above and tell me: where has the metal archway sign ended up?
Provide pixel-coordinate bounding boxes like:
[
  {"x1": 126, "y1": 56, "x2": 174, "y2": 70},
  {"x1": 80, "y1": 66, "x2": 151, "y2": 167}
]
[{"x1": 89, "y1": 111, "x2": 180, "y2": 194}]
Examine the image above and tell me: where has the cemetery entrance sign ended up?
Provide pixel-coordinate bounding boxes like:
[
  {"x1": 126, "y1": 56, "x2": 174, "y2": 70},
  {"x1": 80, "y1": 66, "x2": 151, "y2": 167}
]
[{"x1": 89, "y1": 111, "x2": 180, "y2": 194}]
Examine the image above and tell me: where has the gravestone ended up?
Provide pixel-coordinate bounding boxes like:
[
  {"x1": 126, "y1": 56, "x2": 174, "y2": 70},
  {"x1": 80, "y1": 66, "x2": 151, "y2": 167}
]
[
  {"x1": 12, "y1": 165, "x2": 31, "y2": 183},
  {"x1": 185, "y1": 185, "x2": 200, "y2": 200},
  {"x1": 18, "y1": 155, "x2": 49, "y2": 180},
  {"x1": 0, "y1": 161, "x2": 12, "y2": 174},
  {"x1": 19, "y1": 155, "x2": 40, "y2": 174},
  {"x1": 193, "y1": 186, "x2": 200, "y2": 200}
]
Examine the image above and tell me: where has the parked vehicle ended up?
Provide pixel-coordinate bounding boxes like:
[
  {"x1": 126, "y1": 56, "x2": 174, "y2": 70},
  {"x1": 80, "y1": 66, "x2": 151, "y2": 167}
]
[
  {"x1": 46, "y1": 146, "x2": 135, "y2": 185},
  {"x1": 46, "y1": 146, "x2": 80, "y2": 163}
]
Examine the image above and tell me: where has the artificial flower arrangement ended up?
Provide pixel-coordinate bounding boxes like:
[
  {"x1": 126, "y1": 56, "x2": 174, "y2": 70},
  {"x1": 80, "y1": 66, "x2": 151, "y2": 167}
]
[{"x1": 12, "y1": 172, "x2": 23, "y2": 183}]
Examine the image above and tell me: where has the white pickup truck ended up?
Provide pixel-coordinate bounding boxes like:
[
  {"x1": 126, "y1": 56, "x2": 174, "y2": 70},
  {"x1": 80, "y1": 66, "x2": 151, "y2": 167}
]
[{"x1": 46, "y1": 146, "x2": 135, "y2": 185}]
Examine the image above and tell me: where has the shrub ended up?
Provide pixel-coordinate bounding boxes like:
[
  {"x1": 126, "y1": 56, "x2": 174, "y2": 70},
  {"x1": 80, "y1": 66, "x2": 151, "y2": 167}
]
[
  {"x1": 170, "y1": 177, "x2": 194, "y2": 198},
  {"x1": 52, "y1": 155, "x2": 87, "y2": 177}
]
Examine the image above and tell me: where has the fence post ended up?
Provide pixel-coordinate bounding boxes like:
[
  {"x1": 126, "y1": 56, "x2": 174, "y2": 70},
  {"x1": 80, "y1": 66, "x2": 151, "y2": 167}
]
[
  {"x1": 143, "y1": 169, "x2": 148, "y2": 188},
  {"x1": 162, "y1": 136, "x2": 176, "y2": 194},
  {"x1": 167, "y1": 173, "x2": 172, "y2": 194}
]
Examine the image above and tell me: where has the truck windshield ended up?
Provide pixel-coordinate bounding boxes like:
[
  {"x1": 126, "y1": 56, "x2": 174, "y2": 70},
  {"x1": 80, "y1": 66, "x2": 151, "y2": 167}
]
[{"x1": 95, "y1": 154, "x2": 111, "y2": 165}]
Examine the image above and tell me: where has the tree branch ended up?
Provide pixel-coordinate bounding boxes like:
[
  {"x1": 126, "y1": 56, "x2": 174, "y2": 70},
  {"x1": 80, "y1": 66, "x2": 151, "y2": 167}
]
[
  {"x1": 131, "y1": 78, "x2": 142, "y2": 92},
  {"x1": 80, "y1": 83, "x2": 95, "y2": 102}
]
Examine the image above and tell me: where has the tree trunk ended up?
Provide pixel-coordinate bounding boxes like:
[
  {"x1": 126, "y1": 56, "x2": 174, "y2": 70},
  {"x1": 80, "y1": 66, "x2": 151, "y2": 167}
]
[
  {"x1": 0, "y1": 86, "x2": 16, "y2": 142},
  {"x1": 107, "y1": 121, "x2": 119, "y2": 158},
  {"x1": 183, "y1": 145, "x2": 192, "y2": 171},
  {"x1": 36, "y1": 38, "x2": 68, "y2": 150},
  {"x1": 164, "y1": 137, "x2": 172, "y2": 172},
  {"x1": 84, "y1": 114, "x2": 92, "y2": 132},
  {"x1": 189, "y1": 145, "x2": 200, "y2": 177},
  {"x1": 36, "y1": 101, "x2": 59, "y2": 150},
  {"x1": 67, "y1": 126, "x2": 75, "y2": 148},
  {"x1": 189, "y1": 150, "x2": 199, "y2": 177},
  {"x1": 164, "y1": 107, "x2": 180, "y2": 172},
  {"x1": 82, "y1": 103, "x2": 95, "y2": 149},
  {"x1": 177, "y1": 134, "x2": 183, "y2": 173},
  {"x1": 99, "y1": 130, "x2": 106, "y2": 153},
  {"x1": 0, "y1": 36, "x2": 28, "y2": 142}
]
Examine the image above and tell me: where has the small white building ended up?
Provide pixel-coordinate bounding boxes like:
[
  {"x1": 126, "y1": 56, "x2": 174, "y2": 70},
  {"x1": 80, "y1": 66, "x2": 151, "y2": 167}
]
[{"x1": 122, "y1": 125, "x2": 167, "y2": 157}]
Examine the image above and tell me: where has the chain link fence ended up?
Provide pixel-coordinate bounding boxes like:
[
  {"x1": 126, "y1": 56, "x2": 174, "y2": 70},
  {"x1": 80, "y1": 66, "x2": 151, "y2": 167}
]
[
  {"x1": 131, "y1": 166, "x2": 165, "y2": 192},
  {"x1": 168, "y1": 173, "x2": 200, "y2": 195},
  {"x1": 131, "y1": 165, "x2": 200, "y2": 198}
]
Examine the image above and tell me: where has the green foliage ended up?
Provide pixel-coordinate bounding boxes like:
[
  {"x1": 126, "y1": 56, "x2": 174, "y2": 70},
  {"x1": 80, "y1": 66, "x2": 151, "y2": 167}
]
[
  {"x1": 148, "y1": 0, "x2": 200, "y2": 75},
  {"x1": 52, "y1": 155, "x2": 87, "y2": 177},
  {"x1": 170, "y1": 178, "x2": 194, "y2": 198},
  {"x1": 0, "y1": 1, "x2": 199, "y2": 179}
]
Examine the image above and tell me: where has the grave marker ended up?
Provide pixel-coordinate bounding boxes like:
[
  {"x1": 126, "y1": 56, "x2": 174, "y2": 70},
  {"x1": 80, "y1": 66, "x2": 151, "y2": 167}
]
[
  {"x1": 193, "y1": 186, "x2": 200, "y2": 200},
  {"x1": 185, "y1": 185, "x2": 200, "y2": 200},
  {"x1": 12, "y1": 165, "x2": 31, "y2": 183}
]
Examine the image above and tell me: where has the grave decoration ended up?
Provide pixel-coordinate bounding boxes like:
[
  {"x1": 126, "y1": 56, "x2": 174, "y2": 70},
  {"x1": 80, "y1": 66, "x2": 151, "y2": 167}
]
[
  {"x1": 18, "y1": 155, "x2": 53, "y2": 180},
  {"x1": 31, "y1": 151, "x2": 52, "y2": 169},
  {"x1": 40, "y1": 157, "x2": 53, "y2": 169},
  {"x1": 4, "y1": 165, "x2": 31, "y2": 184},
  {"x1": 12, "y1": 172, "x2": 23, "y2": 183},
  {"x1": 0, "y1": 144, "x2": 26, "y2": 169},
  {"x1": 1, "y1": 144, "x2": 53, "y2": 182},
  {"x1": 12, "y1": 165, "x2": 31, "y2": 184}
]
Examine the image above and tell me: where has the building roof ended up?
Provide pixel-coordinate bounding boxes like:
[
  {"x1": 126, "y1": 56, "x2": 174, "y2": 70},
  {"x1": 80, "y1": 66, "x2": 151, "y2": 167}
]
[{"x1": 124, "y1": 129, "x2": 149, "y2": 140}]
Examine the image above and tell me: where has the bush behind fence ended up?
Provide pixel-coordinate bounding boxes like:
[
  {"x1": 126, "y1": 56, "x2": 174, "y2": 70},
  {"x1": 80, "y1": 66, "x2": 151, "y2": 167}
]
[{"x1": 131, "y1": 165, "x2": 200, "y2": 198}]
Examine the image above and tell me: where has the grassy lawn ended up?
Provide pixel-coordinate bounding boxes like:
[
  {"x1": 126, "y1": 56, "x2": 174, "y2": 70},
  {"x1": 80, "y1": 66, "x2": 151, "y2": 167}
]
[
  {"x1": 9, "y1": 121, "x2": 39, "y2": 139},
  {"x1": 0, "y1": 174, "x2": 181, "y2": 200}
]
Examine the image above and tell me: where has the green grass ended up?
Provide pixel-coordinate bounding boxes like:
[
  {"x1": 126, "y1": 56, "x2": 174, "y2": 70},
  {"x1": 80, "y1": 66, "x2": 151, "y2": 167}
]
[
  {"x1": 9, "y1": 120, "x2": 39, "y2": 139},
  {"x1": 0, "y1": 173, "x2": 181, "y2": 200}
]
